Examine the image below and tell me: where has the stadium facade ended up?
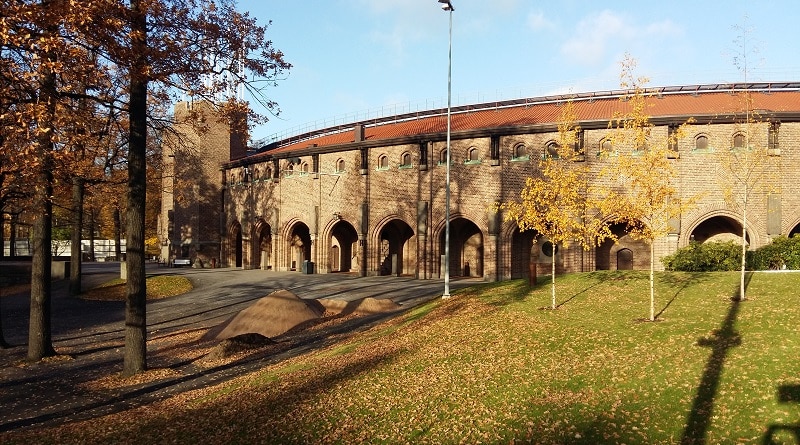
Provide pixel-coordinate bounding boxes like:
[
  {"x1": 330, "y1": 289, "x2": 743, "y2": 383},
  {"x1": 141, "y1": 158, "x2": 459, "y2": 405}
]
[{"x1": 158, "y1": 83, "x2": 800, "y2": 280}]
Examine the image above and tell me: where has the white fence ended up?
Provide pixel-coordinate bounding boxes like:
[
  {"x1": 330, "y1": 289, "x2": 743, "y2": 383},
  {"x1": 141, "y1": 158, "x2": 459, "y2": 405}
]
[{"x1": 3, "y1": 239, "x2": 126, "y2": 260}]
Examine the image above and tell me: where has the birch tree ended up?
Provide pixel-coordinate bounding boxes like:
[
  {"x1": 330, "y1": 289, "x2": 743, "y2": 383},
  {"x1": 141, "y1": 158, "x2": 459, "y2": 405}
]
[
  {"x1": 716, "y1": 20, "x2": 772, "y2": 302},
  {"x1": 501, "y1": 100, "x2": 612, "y2": 309},
  {"x1": 603, "y1": 57, "x2": 698, "y2": 321}
]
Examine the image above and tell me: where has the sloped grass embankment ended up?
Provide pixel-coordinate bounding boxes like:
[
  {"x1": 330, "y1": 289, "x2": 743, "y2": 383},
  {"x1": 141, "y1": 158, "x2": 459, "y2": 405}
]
[{"x1": 3, "y1": 271, "x2": 800, "y2": 444}]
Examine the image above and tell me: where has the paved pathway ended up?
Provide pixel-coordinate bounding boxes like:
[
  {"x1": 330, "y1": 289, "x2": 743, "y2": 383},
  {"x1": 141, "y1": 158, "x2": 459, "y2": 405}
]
[{"x1": 0, "y1": 263, "x2": 476, "y2": 432}]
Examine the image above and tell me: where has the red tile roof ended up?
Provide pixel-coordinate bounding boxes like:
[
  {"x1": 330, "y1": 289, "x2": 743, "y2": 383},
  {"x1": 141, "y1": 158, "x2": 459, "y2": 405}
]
[{"x1": 249, "y1": 87, "x2": 800, "y2": 161}]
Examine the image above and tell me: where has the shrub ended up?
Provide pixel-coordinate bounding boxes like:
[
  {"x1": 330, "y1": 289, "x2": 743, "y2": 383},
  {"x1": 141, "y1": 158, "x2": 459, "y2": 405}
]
[
  {"x1": 746, "y1": 235, "x2": 800, "y2": 270},
  {"x1": 662, "y1": 241, "x2": 741, "y2": 272},
  {"x1": 664, "y1": 236, "x2": 800, "y2": 272}
]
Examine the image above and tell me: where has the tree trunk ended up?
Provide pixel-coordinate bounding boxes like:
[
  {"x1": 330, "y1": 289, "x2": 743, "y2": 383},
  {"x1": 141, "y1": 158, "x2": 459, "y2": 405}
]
[
  {"x1": 0, "y1": 177, "x2": 6, "y2": 347},
  {"x1": 123, "y1": 0, "x2": 149, "y2": 376},
  {"x1": 9, "y1": 213, "x2": 17, "y2": 257},
  {"x1": 739, "y1": 186, "x2": 748, "y2": 301},
  {"x1": 650, "y1": 242, "x2": 655, "y2": 321},
  {"x1": 28, "y1": 58, "x2": 57, "y2": 361},
  {"x1": 29, "y1": 167, "x2": 55, "y2": 360},
  {"x1": 70, "y1": 177, "x2": 84, "y2": 295},
  {"x1": 0, "y1": 198, "x2": 5, "y2": 261},
  {"x1": 0, "y1": 207, "x2": 7, "y2": 344},
  {"x1": 551, "y1": 252, "x2": 556, "y2": 310},
  {"x1": 0, "y1": 286, "x2": 8, "y2": 348},
  {"x1": 88, "y1": 206, "x2": 95, "y2": 261}
]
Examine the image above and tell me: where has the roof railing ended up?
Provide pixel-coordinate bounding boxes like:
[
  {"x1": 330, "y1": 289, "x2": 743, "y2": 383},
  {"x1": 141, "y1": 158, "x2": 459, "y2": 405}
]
[{"x1": 252, "y1": 82, "x2": 800, "y2": 152}]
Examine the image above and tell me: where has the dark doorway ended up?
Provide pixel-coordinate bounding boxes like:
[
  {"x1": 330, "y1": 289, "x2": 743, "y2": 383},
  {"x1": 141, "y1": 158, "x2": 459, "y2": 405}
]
[
  {"x1": 596, "y1": 222, "x2": 647, "y2": 271},
  {"x1": 440, "y1": 218, "x2": 483, "y2": 278},
  {"x1": 617, "y1": 248, "x2": 633, "y2": 270},
  {"x1": 233, "y1": 224, "x2": 243, "y2": 268},
  {"x1": 330, "y1": 220, "x2": 358, "y2": 272},
  {"x1": 511, "y1": 228, "x2": 537, "y2": 279},
  {"x1": 254, "y1": 223, "x2": 272, "y2": 270},
  {"x1": 379, "y1": 219, "x2": 414, "y2": 276},
  {"x1": 289, "y1": 222, "x2": 311, "y2": 271},
  {"x1": 331, "y1": 245, "x2": 340, "y2": 271},
  {"x1": 690, "y1": 216, "x2": 748, "y2": 245}
]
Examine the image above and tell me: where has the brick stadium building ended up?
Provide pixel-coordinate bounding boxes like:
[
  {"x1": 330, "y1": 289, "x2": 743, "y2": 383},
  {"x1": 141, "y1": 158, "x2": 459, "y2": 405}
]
[{"x1": 158, "y1": 83, "x2": 800, "y2": 280}]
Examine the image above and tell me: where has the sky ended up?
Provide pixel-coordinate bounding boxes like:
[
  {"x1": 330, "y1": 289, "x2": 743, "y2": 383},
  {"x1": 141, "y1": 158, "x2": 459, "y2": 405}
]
[{"x1": 235, "y1": 0, "x2": 800, "y2": 143}]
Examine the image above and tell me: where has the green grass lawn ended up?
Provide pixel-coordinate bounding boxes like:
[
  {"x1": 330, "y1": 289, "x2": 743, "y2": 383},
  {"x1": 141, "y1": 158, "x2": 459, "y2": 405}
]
[
  {"x1": 80, "y1": 275, "x2": 193, "y2": 301},
  {"x1": 4, "y1": 271, "x2": 800, "y2": 444}
]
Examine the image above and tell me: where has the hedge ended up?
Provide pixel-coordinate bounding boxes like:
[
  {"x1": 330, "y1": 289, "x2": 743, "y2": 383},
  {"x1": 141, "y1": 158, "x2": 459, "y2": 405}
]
[
  {"x1": 662, "y1": 236, "x2": 800, "y2": 272},
  {"x1": 662, "y1": 240, "x2": 741, "y2": 272}
]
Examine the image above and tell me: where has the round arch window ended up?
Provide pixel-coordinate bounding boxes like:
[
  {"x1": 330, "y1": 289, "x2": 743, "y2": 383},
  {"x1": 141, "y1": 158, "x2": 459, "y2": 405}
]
[
  {"x1": 378, "y1": 154, "x2": 389, "y2": 169},
  {"x1": 545, "y1": 141, "x2": 560, "y2": 158},
  {"x1": 542, "y1": 241, "x2": 558, "y2": 257},
  {"x1": 514, "y1": 143, "x2": 527, "y2": 158},
  {"x1": 695, "y1": 135, "x2": 709, "y2": 151}
]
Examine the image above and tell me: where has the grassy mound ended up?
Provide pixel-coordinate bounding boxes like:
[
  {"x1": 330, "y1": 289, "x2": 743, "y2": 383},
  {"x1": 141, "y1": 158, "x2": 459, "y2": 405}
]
[{"x1": 81, "y1": 275, "x2": 193, "y2": 301}]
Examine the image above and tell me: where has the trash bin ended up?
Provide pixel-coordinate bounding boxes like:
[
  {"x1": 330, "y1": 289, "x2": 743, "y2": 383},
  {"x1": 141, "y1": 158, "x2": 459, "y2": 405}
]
[{"x1": 302, "y1": 260, "x2": 314, "y2": 274}]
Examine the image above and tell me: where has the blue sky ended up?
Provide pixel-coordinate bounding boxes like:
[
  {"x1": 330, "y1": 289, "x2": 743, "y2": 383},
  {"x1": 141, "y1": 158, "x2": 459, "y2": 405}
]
[{"x1": 237, "y1": 0, "x2": 800, "y2": 143}]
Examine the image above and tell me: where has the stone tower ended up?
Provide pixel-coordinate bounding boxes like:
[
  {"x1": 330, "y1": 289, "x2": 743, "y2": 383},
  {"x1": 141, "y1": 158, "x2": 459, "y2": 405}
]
[{"x1": 158, "y1": 100, "x2": 246, "y2": 266}]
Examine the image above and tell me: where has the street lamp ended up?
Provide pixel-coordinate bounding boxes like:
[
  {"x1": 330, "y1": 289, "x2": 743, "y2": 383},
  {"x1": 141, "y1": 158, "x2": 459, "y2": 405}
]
[{"x1": 439, "y1": 0, "x2": 453, "y2": 298}]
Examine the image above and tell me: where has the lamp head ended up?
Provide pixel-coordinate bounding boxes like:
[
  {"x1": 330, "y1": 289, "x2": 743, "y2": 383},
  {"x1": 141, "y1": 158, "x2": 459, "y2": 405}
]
[{"x1": 438, "y1": 0, "x2": 454, "y2": 11}]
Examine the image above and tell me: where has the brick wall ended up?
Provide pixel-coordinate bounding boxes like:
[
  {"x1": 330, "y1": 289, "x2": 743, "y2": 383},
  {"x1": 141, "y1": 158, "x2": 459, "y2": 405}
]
[
  {"x1": 225, "y1": 117, "x2": 800, "y2": 280},
  {"x1": 182, "y1": 103, "x2": 800, "y2": 279},
  {"x1": 158, "y1": 101, "x2": 241, "y2": 266}
]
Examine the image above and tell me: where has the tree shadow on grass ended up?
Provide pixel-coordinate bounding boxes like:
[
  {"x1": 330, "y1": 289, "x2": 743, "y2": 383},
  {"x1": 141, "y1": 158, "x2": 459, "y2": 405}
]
[
  {"x1": 550, "y1": 271, "x2": 634, "y2": 310},
  {"x1": 654, "y1": 272, "x2": 708, "y2": 320},
  {"x1": 473, "y1": 280, "x2": 533, "y2": 307},
  {"x1": 680, "y1": 274, "x2": 752, "y2": 444},
  {"x1": 555, "y1": 278, "x2": 605, "y2": 309},
  {"x1": 125, "y1": 347, "x2": 406, "y2": 444},
  {"x1": 763, "y1": 384, "x2": 800, "y2": 444},
  {"x1": 475, "y1": 274, "x2": 604, "y2": 310}
]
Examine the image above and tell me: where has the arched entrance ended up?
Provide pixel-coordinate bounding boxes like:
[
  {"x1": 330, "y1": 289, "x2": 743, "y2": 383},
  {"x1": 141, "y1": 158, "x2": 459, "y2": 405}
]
[
  {"x1": 331, "y1": 245, "x2": 340, "y2": 271},
  {"x1": 440, "y1": 218, "x2": 483, "y2": 278},
  {"x1": 596, "y1": 222, "x2": 648, "y2": 271},
  {"x1": 689, "y1": 215, "x2": 749, "y2": 245},
  {"x1": 287, "y1": 222, "x2": 311, "y2": 271},
  {"x1": 617, "y1": 248, "x2": 633, "y2": 270},
  {"x1": 510, "y1": 227, "x2": 537, "y2": 279},
  {"x1": 253, "y1": 221, "x2": 272, "y2": 270},
  {"x1": 330, "y1": 220, "x2": 359, "y2": 272},
  {"x1": 229, "y1": 222, "x2": 243, "y2": 268},
  {"x1": 378, "y1": 219, "x2": 414, "y2": 276}
]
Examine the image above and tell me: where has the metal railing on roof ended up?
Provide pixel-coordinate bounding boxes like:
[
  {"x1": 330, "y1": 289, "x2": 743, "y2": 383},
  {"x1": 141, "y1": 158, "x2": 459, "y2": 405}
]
[{"x1": 251, "y1": 82, "x2": 800, "y2": 153}]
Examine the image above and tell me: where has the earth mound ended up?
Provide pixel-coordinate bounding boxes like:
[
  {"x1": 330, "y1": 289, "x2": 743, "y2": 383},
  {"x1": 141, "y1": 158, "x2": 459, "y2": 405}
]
[
  {"x1": 202, "y1": 289, "x2": 325, "y2": 341},
  {"x1": 205, "y1": 333, "x2": 276, "y2": 360},
  {"x1": 319, "y1": 297, "x2": 401, "y2": 315}
]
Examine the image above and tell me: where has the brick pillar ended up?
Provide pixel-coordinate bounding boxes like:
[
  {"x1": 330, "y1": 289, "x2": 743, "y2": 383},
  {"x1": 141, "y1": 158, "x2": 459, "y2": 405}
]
[{"x1": 485, "y1": 234, "x2": 499, "y2": 282}]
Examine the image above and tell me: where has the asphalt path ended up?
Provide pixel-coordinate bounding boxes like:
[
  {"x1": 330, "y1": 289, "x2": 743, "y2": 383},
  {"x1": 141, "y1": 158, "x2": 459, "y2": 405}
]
[{"x1": 0, "y1": 262, "x2": 477, "y2": 432}]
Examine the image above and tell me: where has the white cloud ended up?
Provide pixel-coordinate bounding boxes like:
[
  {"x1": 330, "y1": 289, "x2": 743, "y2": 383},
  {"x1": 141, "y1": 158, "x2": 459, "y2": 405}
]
[
  {"x1": 527, "y1": 11, "x2": 556, "y2": 31},
  {"x1": 560, "y1": 10, "x2": 683, "y2": 67},
  {"x1": 352, "y1": 0, "x2": 442, "y2": 65}
]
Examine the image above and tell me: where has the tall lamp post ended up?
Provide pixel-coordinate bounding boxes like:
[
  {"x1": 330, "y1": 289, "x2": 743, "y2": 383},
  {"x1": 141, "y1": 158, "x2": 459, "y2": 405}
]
[{"x1": 439, "y1": 0, "x2": 454, "y2": 298}]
